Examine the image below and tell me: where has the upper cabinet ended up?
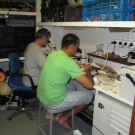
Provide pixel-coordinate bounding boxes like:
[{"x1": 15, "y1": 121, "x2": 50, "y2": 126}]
[{"x1": 36, "y1": 0, "x2": 135, "y2": 28}]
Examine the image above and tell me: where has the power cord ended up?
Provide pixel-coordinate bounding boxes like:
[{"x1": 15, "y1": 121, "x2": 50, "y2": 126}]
[
  {"x1": 112, "y1": 41, "x2": 116, "y2": 54},
  {"x1": 124, "y1": 28, "x2": 135, "y2": 41},
  {"x1": 0, "y1": 90, "x2": 17, "y2": 110},
  {"x1": 101, "y1": 43, "x2": 111, "y2": 71},
  {"x1": 130, "y1": 29, "x2": 135, "y2": 41},
  {"x1": 121, "y1": 42, "x2": 127, "y2": 48}
]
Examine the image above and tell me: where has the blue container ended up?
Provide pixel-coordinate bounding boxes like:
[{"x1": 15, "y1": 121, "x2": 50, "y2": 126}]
[
  {"x1": 82, "y1": 0, "x2": 134, "y2": 21},
  {"x1": 83, "y1": 0, "x2": 126, "y2": 12},
  {"x1": 83, "y1": 0, "x2": 100, "y2": 5},
  {"x1": 123, "y1": 7, "x2": 134, "y2": 21},
  {"x1": 125, "y1": 0, "x2": 134, "y2": 9},
  {"x1": 83, "y1": 0, "x2": 134, "y2": 12},
  {"x1": 82, "y1": 10, "x2": 125, "y2": 21},
  {"x1": 83, "y1": 0, "x2": 100, "y2": 2}
]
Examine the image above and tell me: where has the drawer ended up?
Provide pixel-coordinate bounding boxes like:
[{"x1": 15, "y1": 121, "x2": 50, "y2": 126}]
[{"x1": 108, "y1": 105, "x2": 131, "y2": 135}]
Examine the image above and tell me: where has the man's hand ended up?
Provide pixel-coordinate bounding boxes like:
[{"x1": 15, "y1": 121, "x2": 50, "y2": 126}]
[
  {"x1": 77, "y1": 61, "x2": 92, "y2": 71},
  {"x1": 84, "y1": 64, "x2": 92, "y2": 71},
  {"x1": 75, "y1": 63, "x2": 94, "y2": 89},
  {"x1": 77, "y1": 61, "x2": 83, "y2": 68}
]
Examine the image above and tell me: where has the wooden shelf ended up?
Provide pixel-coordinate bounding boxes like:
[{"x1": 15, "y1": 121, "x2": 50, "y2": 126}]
[{"x1": 88, "y1": 53, "x2": 135, "y2": 66}]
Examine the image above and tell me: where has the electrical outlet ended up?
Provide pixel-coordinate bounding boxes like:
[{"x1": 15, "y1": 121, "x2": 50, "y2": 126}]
[{"x1": 111, "y1": 39, "x2": 135, "y2": 48}]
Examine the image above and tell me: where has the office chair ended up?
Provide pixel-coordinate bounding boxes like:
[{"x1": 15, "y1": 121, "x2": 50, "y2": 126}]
[{"x1": 7, "y1": 53, "x2": 37, "y2": 120}]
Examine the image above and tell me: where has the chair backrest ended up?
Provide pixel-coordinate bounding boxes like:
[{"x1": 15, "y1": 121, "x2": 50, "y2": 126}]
[
  {"x1": 8, "y1": 53, "x2": 20, "y2": 74},
  {"x1": 8, "y1": 53, "x2": 33, "y2": 91}
]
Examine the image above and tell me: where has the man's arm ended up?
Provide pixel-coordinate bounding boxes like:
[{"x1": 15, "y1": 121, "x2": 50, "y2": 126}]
[
  {"x1": 75, "y1": 64, "x2": 94, "y2": 89},
  {"x1": 35, "y1": 49, "x2": 46, "y2": 68}
]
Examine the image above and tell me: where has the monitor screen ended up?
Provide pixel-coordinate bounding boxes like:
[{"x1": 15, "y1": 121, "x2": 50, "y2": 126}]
[{"x1": 0, "y1": 27, "x2": 16, "y2": 48}]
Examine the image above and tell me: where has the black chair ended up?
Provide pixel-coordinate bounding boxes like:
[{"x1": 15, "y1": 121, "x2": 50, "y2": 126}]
[{"x1": 7, "y1": 53, "x2": 37, "y2": 120}]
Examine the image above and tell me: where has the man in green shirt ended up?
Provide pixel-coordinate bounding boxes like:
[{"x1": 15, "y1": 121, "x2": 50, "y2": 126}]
[{"x1": 37, "y1": 33, "x2": 94, "y2": 130}]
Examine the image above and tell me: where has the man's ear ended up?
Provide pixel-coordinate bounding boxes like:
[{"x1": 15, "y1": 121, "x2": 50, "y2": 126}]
[{"x1": 69, "y1": 44, "x2": 74, "y2": 49}]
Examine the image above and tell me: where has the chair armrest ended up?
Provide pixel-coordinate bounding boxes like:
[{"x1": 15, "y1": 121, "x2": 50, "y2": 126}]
[{"x1": 10, "y1": 73, "x2": 36, "y2": 92}]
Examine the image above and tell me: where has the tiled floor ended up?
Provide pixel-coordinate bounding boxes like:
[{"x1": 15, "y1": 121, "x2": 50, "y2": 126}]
[{"x1": 0, "y1": 99, "x2": 92, "y2": 135}]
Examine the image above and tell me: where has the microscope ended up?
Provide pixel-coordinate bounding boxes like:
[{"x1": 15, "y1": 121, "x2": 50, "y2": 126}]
[
  {"x1": 44, "y1": 43, "x2": 57, "y2": 56},
  {"x1": 75, "y1": 48, "x2": 88, "y2": 64}
]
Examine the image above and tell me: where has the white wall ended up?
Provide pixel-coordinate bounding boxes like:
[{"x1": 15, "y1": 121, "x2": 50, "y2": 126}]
[
  {"x1": 63, "y1": 27, "x2": 134, "y2": 55},
  {"x1": 1, "y1": 27, "x2": 134, "y2": 73},
  {"x1": 0, "y1": 62, "x2": 9, "y2": 71},
  {"x1": 63, "y1": 27, "x2": 135, "y2": 72},
  {"x1": 42, "y1": 26, "x2": 64, "y2": 50},
  {"x1": 42, "y1": 26, "x2": 134, "y2": 58}
]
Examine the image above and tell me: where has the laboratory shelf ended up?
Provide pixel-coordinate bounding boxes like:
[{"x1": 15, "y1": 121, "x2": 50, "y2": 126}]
[
  {"x1": 0, "y1": 57, "x2": 25, "y2": 62},
  {"x1": 36, "y1": 21, "x2": 135, "y2": 28},
  {"x1": 0, "y1": 10, "x2": 36, "y2": 16},
  {"x1": 88, "y1": 53, "x2": 135, "y2": 66}
]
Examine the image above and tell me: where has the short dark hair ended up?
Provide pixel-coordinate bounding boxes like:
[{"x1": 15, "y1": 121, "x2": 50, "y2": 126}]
[
  {"x1": 35, "y1": 28, "x2": 51, "y2": 39},
  {"x1": 61, "y1": 33, "x2": 80, "y2": 49}
]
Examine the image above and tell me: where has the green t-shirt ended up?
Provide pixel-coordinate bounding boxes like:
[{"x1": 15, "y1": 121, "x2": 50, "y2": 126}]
[{"x1": 37, "y1": 50, "x2": 84, "y2": 105}]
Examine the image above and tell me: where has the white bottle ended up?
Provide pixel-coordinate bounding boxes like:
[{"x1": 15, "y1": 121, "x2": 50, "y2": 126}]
[{"x1": 73, "y1": 130, "x2": 82, "y2": 135}]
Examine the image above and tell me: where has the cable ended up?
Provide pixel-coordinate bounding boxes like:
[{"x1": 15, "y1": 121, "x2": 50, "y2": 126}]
[
  {"x1": 101, "y1": 43, "x2": 111, "y2": 71},
  {"x1": 5, "y1": 90, "x2": 17, "y2": 108},
  {"x1": 111, "y1": 41, "x2": 116, "y2": 54},
  {"x1": 6, "y1": 88, "x2": 13, "y2": 99},
  {"x1": 121, "y1": 54, "x2": 129, "y2": 58},
  {"x1": 111, "y1": 41, "x2": 117, "y2": 44},
  {"x1": 124, "y1": 28, "x2": 134, "y2": 41},
  {"x1": 124, "y1": 31, "x2": 131, "y2": 41},
  {"x1": 112, "y1": 44, "x2": 116, "y2": 54},
  {"x1": 121, "y1": 49, "x2": 135, "y2": 58},
  {"x1": 121, "y1": 42, "x2": 127, "y2": 48},
  {"x1": 127, "y1": 43, "x2": 133, "y2": 48},
  {"x1": 0, "y1": 85, "x2": 14, "y2": 110},
  {"x1": 130, "y1": 29, "x2": 135, "y2": 41}
]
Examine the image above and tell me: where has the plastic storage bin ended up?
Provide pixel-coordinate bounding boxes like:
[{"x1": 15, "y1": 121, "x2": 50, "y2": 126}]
[
  {"x1": 64, "y1": 5, "x2": 82, "y2": 22},
  {"x1": 83, "y1": 10, "x2": 125, "y2": 21},
  {"x1": 83, "y1": 0, "x2": 133, "y2": 10},
  {"x1": 129, "y1": 11, "x2": 135, "y2": 21},
  {"x1": 83, "y1": 0, "x2": 100, "y2": 5},
  {"x1": 82, "y1": 0, "x2": 134, "y2": 21},
  {"x1": 124, "y1": 7, "x2": 134, "y2": 21}
]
